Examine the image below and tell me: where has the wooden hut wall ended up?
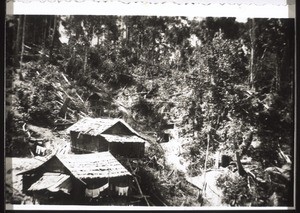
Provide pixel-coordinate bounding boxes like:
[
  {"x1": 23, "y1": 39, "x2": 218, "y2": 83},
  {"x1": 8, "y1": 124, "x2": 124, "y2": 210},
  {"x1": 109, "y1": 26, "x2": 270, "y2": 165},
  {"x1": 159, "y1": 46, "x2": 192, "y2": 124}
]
[
  {"x1": 83, "y1": 177, "x2": 109, "y2": 189},
  {"x1": 91, "y1": 106, "x2": 103, "y2": 117},
  {"x1": 32, "y1": 190, "x2": 74, "y2": 205},
  {"x1": 108, "y1": 175, "x2": 131, "y2": 186},
  {"x1": 95, "y1": 136, "x2": 109, "y2": 152},
  {"x1": 70, "y1": 131, "x2": 109, "y2": 153},
  {"x1": 89, "y1": 98, "x2": 98, "y2": 107},
  {"x1": 70, "y1": 131, "x2": 79, "y2": 153},
  {"x1": 70, "y1": 176, "x2": 86, "y2": 204},
  {"x1": 82, "y1": 134, "x2": 99, "y2": 153},
  {"x1": 139, "y1": 142, "x2": 146, "y2": 157},
  {"x1": 109, "y1": 142, "x2": 145, "y2": 158},
  {"x1": 103, "y1": 122, "x2": 134, "y2": 135}
]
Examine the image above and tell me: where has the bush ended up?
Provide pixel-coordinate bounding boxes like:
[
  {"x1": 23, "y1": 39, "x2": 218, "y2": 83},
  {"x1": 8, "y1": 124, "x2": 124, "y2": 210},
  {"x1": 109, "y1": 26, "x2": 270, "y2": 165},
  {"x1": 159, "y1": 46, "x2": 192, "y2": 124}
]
[
  {"x1": 216, "y1": 172, "x2": 253, "y2": 206},
  {"x1": 5, "y1": 111, "x2": 31, "y2": 157},
  {"x1": 216, "y1": 170, "x2": 285, "y2": 206}
]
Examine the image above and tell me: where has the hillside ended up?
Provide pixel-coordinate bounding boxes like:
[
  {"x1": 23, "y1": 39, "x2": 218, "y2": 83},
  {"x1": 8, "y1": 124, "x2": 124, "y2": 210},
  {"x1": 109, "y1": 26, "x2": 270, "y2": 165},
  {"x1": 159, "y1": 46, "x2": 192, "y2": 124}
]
[
  {"x1": 5, "y1": 61, "x2": 203, "y2": 206},
  {"x1": 5, "y1": 15, "x2": 294, "y2": 207}
]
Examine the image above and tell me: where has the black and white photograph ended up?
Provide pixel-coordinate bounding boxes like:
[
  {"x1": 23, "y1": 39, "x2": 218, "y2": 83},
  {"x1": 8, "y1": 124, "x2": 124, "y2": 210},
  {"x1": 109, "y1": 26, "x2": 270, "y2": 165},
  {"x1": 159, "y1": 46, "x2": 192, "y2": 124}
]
[{"x1": 5, "y1": 9, "x2": 295, "y2": 209}]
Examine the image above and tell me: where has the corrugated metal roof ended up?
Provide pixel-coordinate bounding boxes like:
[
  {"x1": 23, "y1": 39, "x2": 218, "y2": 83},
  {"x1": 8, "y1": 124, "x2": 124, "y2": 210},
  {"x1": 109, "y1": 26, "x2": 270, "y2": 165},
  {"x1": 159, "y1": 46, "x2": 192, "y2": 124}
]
[
  {"x1": 57, "y1": 151, "x2": 131, "y2": 179},
  {"x1": 66, "y1": 117, "x2": 144, "y2": 139},
  {"x1": 100, "y1": 134, "x2": 145, "y2": 143},
  {"x1": 28, "y1": 172, "x2": 71, "y2": 194}
]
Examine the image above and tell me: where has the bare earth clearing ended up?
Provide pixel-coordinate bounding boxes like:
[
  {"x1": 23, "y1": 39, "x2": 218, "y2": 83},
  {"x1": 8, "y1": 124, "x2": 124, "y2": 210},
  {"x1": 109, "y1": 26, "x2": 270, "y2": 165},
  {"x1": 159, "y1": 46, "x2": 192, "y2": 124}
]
[{"x1": 5, "y1": 125, "x2": 71, "y2": 204}]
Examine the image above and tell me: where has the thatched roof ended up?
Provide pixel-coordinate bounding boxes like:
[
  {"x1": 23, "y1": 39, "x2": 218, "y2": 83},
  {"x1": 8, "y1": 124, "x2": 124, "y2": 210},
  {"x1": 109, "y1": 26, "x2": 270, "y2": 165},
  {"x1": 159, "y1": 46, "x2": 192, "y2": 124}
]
[
  {"x1": 57, "y1": 152, "x2": 131, "y2": 179},
  {"x1": 28, "y1": 172, "x2": 71, "y2": 194},
  {"x1": 66, "y1": 117, "x2": 144, "y2": 139},
  {"x1": 101, "y1": 134, "x2": 145, "y2": 143},
  {"x1": 19, "y1": 152, "x2": 132, "y2": 181}
]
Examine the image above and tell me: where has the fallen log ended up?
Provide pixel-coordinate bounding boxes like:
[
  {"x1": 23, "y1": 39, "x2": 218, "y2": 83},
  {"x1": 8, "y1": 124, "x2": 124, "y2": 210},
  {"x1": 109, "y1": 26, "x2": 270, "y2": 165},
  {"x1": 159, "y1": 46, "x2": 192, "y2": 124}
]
[
  {"x1": 167, "y1": 170, "x2": 174, "y2": 179},
  {"x1": 29, "y1": 138, "x2": 45, "y2": 142},
  {"x1": 55, "y1": 100, "x2": 63, "y2": 106},
  {"x1": 60, "y1": 73, "x2": 71, "y2": 85},
  {"x1": 61, "y1": 72, "x2": 84, "y2": 104},
  {"x1": 150, "y1": 191, "x2": 168, "y2": 206},
  {"x1": 57, "y1": 91, "x2": 64, "y2": 101},
  {"x1": 277, "y1": 146, "x2": 291, "y2": 164}
]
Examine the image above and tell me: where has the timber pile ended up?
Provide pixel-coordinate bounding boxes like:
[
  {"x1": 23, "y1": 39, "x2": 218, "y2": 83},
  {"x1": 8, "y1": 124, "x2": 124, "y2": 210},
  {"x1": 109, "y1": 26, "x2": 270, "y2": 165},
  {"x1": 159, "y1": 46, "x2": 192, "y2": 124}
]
[{"x1": 51, "y1": 72, "x2": 88, "y2": 123}]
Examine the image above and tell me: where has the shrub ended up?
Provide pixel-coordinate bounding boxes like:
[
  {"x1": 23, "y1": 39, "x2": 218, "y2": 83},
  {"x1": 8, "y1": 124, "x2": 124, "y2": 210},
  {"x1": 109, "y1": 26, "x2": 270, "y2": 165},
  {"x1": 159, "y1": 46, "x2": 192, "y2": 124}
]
[{"x1": 216, "y1": 172, "x2": 253, "y2": 206}]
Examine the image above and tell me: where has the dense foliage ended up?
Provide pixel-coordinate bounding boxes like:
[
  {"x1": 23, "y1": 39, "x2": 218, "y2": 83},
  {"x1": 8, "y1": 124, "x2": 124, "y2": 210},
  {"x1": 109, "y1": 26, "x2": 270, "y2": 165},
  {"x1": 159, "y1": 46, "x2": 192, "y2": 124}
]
[{"x1": 5, "y1": 15, "x2": 294, "y2": 206}]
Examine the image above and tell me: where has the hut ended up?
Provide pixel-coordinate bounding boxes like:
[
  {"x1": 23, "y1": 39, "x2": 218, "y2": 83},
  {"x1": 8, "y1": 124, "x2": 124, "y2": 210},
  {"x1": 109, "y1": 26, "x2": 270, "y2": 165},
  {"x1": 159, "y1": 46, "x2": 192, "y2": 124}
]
[
  {"x1": 87, "y1": 92, "x2": 110, "y2": 117},
  {"x1": 18, "y1": 152, "x2": 133, "y2": 204},
  {"x1": 159, "y1": 123, "x2": 179, "y2": 143},
  {"x1": 66, "y1": 117, "x2": 146, "y2": 158}
]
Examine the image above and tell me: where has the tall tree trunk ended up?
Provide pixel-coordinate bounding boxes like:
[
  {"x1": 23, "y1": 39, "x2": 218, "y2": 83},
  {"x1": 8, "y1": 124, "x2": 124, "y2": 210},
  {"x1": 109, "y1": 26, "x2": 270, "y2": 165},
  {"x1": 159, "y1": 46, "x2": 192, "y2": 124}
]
[
  {"x1": 20, "y1": 15, "x2": 26, "y2": 69},
  {"x1": 33, "y1": 19, "x2": 36, "y2": 44},
  {"x1": 48, "y1": 17, "x2": 52, "y2": 41},
  {"x1": 233, "y1": 132, "x2": 247, "y2": 177},
  {"x1": 14, "y1": 15, "x2": 23, "y2": 66},
  {"x1": 249, "y1": 19, "x2": 256, "y2": 89},
  {"x1": 275, "y1": 54, "x2": 280, "y2": 92},
  {"x1": 236, "y1": 151, "x2": 247, "y2": 177},
  {"x1": 43, "y1": 18, "x2": 48, "y2": 48},
  {"x1": 83, "y1": 46, "x2": 88, "y2": 73},
  {"x1": 49, "y1": 15, "x2": 57, "y2": 60}
]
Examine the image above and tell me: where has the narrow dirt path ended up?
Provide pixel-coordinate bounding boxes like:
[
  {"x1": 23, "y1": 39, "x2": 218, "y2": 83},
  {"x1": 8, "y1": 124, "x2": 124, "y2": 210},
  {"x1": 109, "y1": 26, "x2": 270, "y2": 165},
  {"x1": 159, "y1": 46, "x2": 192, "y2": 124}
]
[
  {"x1": 159, "y1": 139, "x2": 188, "y2": 173},
  {"x1": 186, "y1": 170, "x2": 225, "y2": 206},
  {"x1": 160, "y1": 138, "x2": 226, "y2": 206}
]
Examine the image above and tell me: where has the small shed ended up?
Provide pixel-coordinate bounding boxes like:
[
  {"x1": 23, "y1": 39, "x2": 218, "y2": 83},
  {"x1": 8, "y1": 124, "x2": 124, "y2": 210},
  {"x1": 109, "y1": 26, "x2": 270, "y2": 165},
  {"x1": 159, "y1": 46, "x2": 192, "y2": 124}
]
[
  {"x1": 66, "y1": 117, "x2": 146, "y2": 158},
  {"x1": 87, "y1": 92, "x2": 110, "y2": 116},
  {"x1": 19, "y1": 152, "x2": 133, "y2": 204},
  {"x1": 159, "y1": 123, "x2": 179, "y2": 143}
]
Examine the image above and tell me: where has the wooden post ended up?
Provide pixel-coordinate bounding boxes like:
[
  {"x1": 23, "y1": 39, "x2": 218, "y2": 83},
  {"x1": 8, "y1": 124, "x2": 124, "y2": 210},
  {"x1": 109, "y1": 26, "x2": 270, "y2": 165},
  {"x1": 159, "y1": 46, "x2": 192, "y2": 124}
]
[{"x1": 128, "y1": 160, "x2": 150, "y2": 206}]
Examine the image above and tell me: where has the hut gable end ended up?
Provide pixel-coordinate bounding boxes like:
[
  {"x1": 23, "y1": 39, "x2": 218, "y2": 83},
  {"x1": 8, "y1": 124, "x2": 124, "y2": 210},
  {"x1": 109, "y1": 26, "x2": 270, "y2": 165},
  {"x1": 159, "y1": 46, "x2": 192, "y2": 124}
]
[
  {"x1": 67, "y1": 117, "x2": 146, "y2": 157},
  {"x1": 19, "y1": 156, "x2": 71, "y2": 176},
  {"x1": 102, "y1": 122, "x2": 135, "y2": 135},
  {"x1": 66, "y1": 117, "x2": 143, "y2": 137},
  {"x1": 18, "y1": 156, "x2": 73, "y2": 193}
]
